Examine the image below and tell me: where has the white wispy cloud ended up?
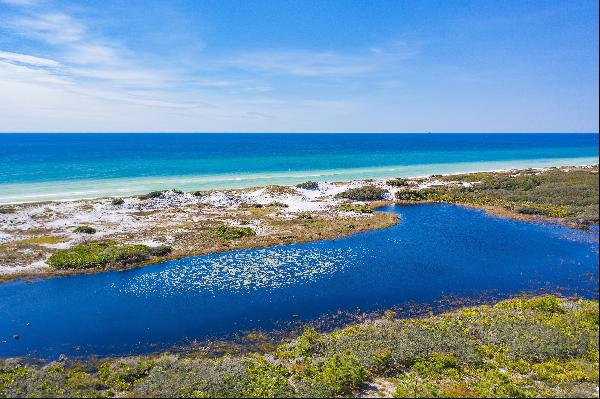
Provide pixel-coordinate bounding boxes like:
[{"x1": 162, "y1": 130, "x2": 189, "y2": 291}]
[
  {"x1": 0, "y1": 0, "x2": 42, "y2": 6},
  {"x1": 0, "y1": 3, "x2": 423, "y2": 131},
  {"x1": 226, "y1": 41, "x2": 417, "y2": 77},
  {"x1": 229, "y1": 50, "x2": 374, "y2": 77},
  {"x1": 0, "y1": 49, "x2": 60, "y2": 67},
  {"x1": 65, "y1": 43, "x2": 122, "y2": 66},
  {"x1": 9, "y1": 12, "x2": 87, "y2": 44},
  {"x1": 1, "y1": 7, "x2": 187, "y2": 100}
]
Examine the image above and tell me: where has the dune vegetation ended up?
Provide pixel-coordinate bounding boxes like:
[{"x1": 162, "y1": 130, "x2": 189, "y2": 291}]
[
  {"x1": 395, "y1": 166, "x2": 599, "y2": 226},
  {"x1": 47, "y1": 241, "x2": 172, "y2": 270},
  {"x1": 1, "y1": 296, "x2": 598, "y2": 398}
]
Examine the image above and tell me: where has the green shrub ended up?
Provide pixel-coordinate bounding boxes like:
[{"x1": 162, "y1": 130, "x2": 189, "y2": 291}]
[
  {"x1": 297, "y1": 212, "x2": 315, "y2": 220},
  {"x1": 284, "y1": 328, "x2": 323, "y2": 359},
  {"x1": 393, "y1": 375, "x2": 441, "y2": 398},
  {"x1": 296, "y1": 181, "x2": 319, "y2": 190},
  {"x1": 372, "y1": 350, "x2": 393, "y2": 373},
  {"x1": 244, "y1": 356, "x2": 293, "y2": 398},
  {"x1": 47, "y1": 241, "x2": 171, "y2": 270},
  {"x1": 335, "y1": 186, "x2": 388, "y2": 201},
  {"x1": 318, "y1": 352, "x2": 368, "y2": 395},
  {"x1": 111, "y1": 198, "x2": 125, "y2": 206},
  {"x1": 148, "y1": 245, "x2": 172, "y2": 257},
  {"x1": 386, "y1": 178, "x2": 410, "y2": 187},
  {"x1": 339, "y1": 204, "x2": 373, "y2": 213},
  {"x1": 138, "y1": 191, "x2": 164, "y2": 200},
  {"x1": 0, "y1": 207, "x2": 16, "y2": 214},
  {"x1": 413, "y1": 353, "x2": 460, "y2": 375},
  {"x1": 1, "y1": 296, "x2": 598, "y2": 398},
  {"x1": 171, "y1": 189, "x2": 183, "y2": 194},
  {"x1": 191, "y1": 191, "x2": 204, "y2": 197},
  {"x1": 265, "y1": 185, "x2": 298, "y2": 195},
  {"x1": 394, "y1": 190, "x2": 429, "y2": 201},
  {"x1": 213, "y1": 225, "x2": 256, "y2": 239},
  {"x1": 73, "y1": 225, "x2": 96, "y2": 234},
  {"x1": 98, "y1": 359, "x2": 154, "y2": 391},
  {"x1": 267, "y1": 201, "x2": 288, "y2": 208},
  {"x1": 441, "y1": 172, "x2": 491, "y2": 182},
  {"x1": 434, "y1": 168, "x2": 598, "y2": 224},
  {"x1": 495, "y1": 296, "x2": 565, "y2": 314}
]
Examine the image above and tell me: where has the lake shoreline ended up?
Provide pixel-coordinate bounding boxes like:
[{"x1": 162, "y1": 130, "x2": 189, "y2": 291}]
[{"x1": 2, "y1": 295, "x2": 598, "y2": 398}]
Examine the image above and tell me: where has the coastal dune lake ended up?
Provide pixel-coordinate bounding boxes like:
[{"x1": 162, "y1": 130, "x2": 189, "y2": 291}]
[{"x1": 1, "y1": 203, "x2": 598, "y2": 358}]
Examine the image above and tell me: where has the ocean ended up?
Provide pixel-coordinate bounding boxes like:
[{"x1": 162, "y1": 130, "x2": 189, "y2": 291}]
[{"x1": 0, "y1": 133, "x2": 598, "y2": 204}]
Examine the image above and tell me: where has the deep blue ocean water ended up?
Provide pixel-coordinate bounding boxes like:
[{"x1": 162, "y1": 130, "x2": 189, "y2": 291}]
[
  {"x1": 1, "y1": 204, "x2": 597, "y2": 358},
  {"x1": 0, "y1": 133, "x2": 598, "y2": 203}
]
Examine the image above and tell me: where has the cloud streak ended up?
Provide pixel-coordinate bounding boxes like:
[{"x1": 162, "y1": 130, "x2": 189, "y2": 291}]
[
  {"x1": 0, "y1": 2, "x2": 419, "y2": 131},
  {"x1": 0, "y1": 49, "x2": 60, "y2": 67}
]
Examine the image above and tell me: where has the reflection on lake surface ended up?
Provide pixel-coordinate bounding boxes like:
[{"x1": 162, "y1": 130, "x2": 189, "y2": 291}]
[{"x1": 0, "y1": 204, "x2": 598, "y2": 358}]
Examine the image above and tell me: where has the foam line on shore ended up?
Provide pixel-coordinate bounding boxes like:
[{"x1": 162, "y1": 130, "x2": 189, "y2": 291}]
[{"x1": 0, "y1": 156, "x2": 597, "y2": 204}]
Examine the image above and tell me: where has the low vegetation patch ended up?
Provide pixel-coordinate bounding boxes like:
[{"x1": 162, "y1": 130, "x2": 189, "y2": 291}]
[
  {"x1": 395, "y1": 167, "x2": 599, "y2": 225},
  {"x1": 0, "y1": 207, "x2": 16, "y2": 214},
  {"x1": 15, "y1": 236, "x2": 65, "y2": 245},
  {"x1": 395, "y1": 189, "x2": 430, "y2": 201},
  {"x1": 339, "y1": 204, "x2": 373, "y2": 214},
  {"x1": 1, "y1": 296, "x2": 597, "y2": 398},
  {"x1": 296, "y1": 212, "x2": 316, "y2": 220},
  {"x1": 111, "y1": 198, "x2": 124, "y2": 206},
  {"x1": 267, "y1": 201, "x2": 288, "y2": 208},
  {"x1": 47, "y1": 241, "x2": 172, "y2": 270},
  {"x1": 73, "y1": 225, "x2": 96, "y2": 234},
  {"x1": 138, "y1": 191, "x2": 164, "y2": 200},
  {"x1": 386, "y1": 178, "x2": 411, "y2": 187},
  {"x1": 265, "y1": 185, "x2": 298, "y2": 195},
  {"x1": 296, "y1": 181, "x2": 320, "y2": 190},
  {"x1": 212, "y1": 225, "x2": 256, "y2": 239},
  {"x1": 335, "y1": 185, "x2": 388, "y2": 201}
]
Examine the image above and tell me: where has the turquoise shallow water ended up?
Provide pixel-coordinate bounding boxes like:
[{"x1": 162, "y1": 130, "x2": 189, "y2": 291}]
[
  {"x1": 0, "y1": 133, "x2": 597, "y2": 203},
  {"x1": 0, "y1": 204, "x2": 597, "y2": 358}
]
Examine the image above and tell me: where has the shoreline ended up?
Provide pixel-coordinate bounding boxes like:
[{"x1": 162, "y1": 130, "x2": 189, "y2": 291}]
[
  {"x1": 2, "y1": 294, "x2": 598, "y2": 398},
  {"x1": 0, "y1": 163, "x2": 597, "y2": 283},
  {"x1": 1, "y1": 156, "x2": 598, "y2": 205}
]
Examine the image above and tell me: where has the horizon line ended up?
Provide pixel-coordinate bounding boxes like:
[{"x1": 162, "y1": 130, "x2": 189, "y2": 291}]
[{"x1": 0, "y1": 131, "x2": 600, "y2": 135}]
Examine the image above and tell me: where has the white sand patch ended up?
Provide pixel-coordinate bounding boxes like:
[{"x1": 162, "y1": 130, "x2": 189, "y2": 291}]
[
  {"x1": 140, "y1": 239, "x2": 168, "y2": 247},
  {"x1": 0, "y1": 258, "x2": 49, "y2": 275},
  {"x1": 0, "y1": 232, "x2": 16, "y2": 244},
  {"x1": 42, "y1": 241, "x2": 71, "y2": 249}
]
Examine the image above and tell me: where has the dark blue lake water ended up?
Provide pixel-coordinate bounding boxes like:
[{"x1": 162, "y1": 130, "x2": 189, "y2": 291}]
[{"x1": 0, "y1": 204, "x2": 598, "y2": 358}]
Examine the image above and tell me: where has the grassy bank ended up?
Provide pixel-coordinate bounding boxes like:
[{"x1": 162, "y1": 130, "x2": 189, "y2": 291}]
[
  {"x1": 396, "y1": 166, "x2": 599, "y2": 227},
  {"x1": 1, "y1": 296, "x2": 598, "y2": 398}
]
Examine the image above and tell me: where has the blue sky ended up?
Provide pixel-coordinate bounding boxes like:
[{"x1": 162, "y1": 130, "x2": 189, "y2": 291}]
[{"x1": 0, "y1": 0, "x2": 598, "y2": 132}]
